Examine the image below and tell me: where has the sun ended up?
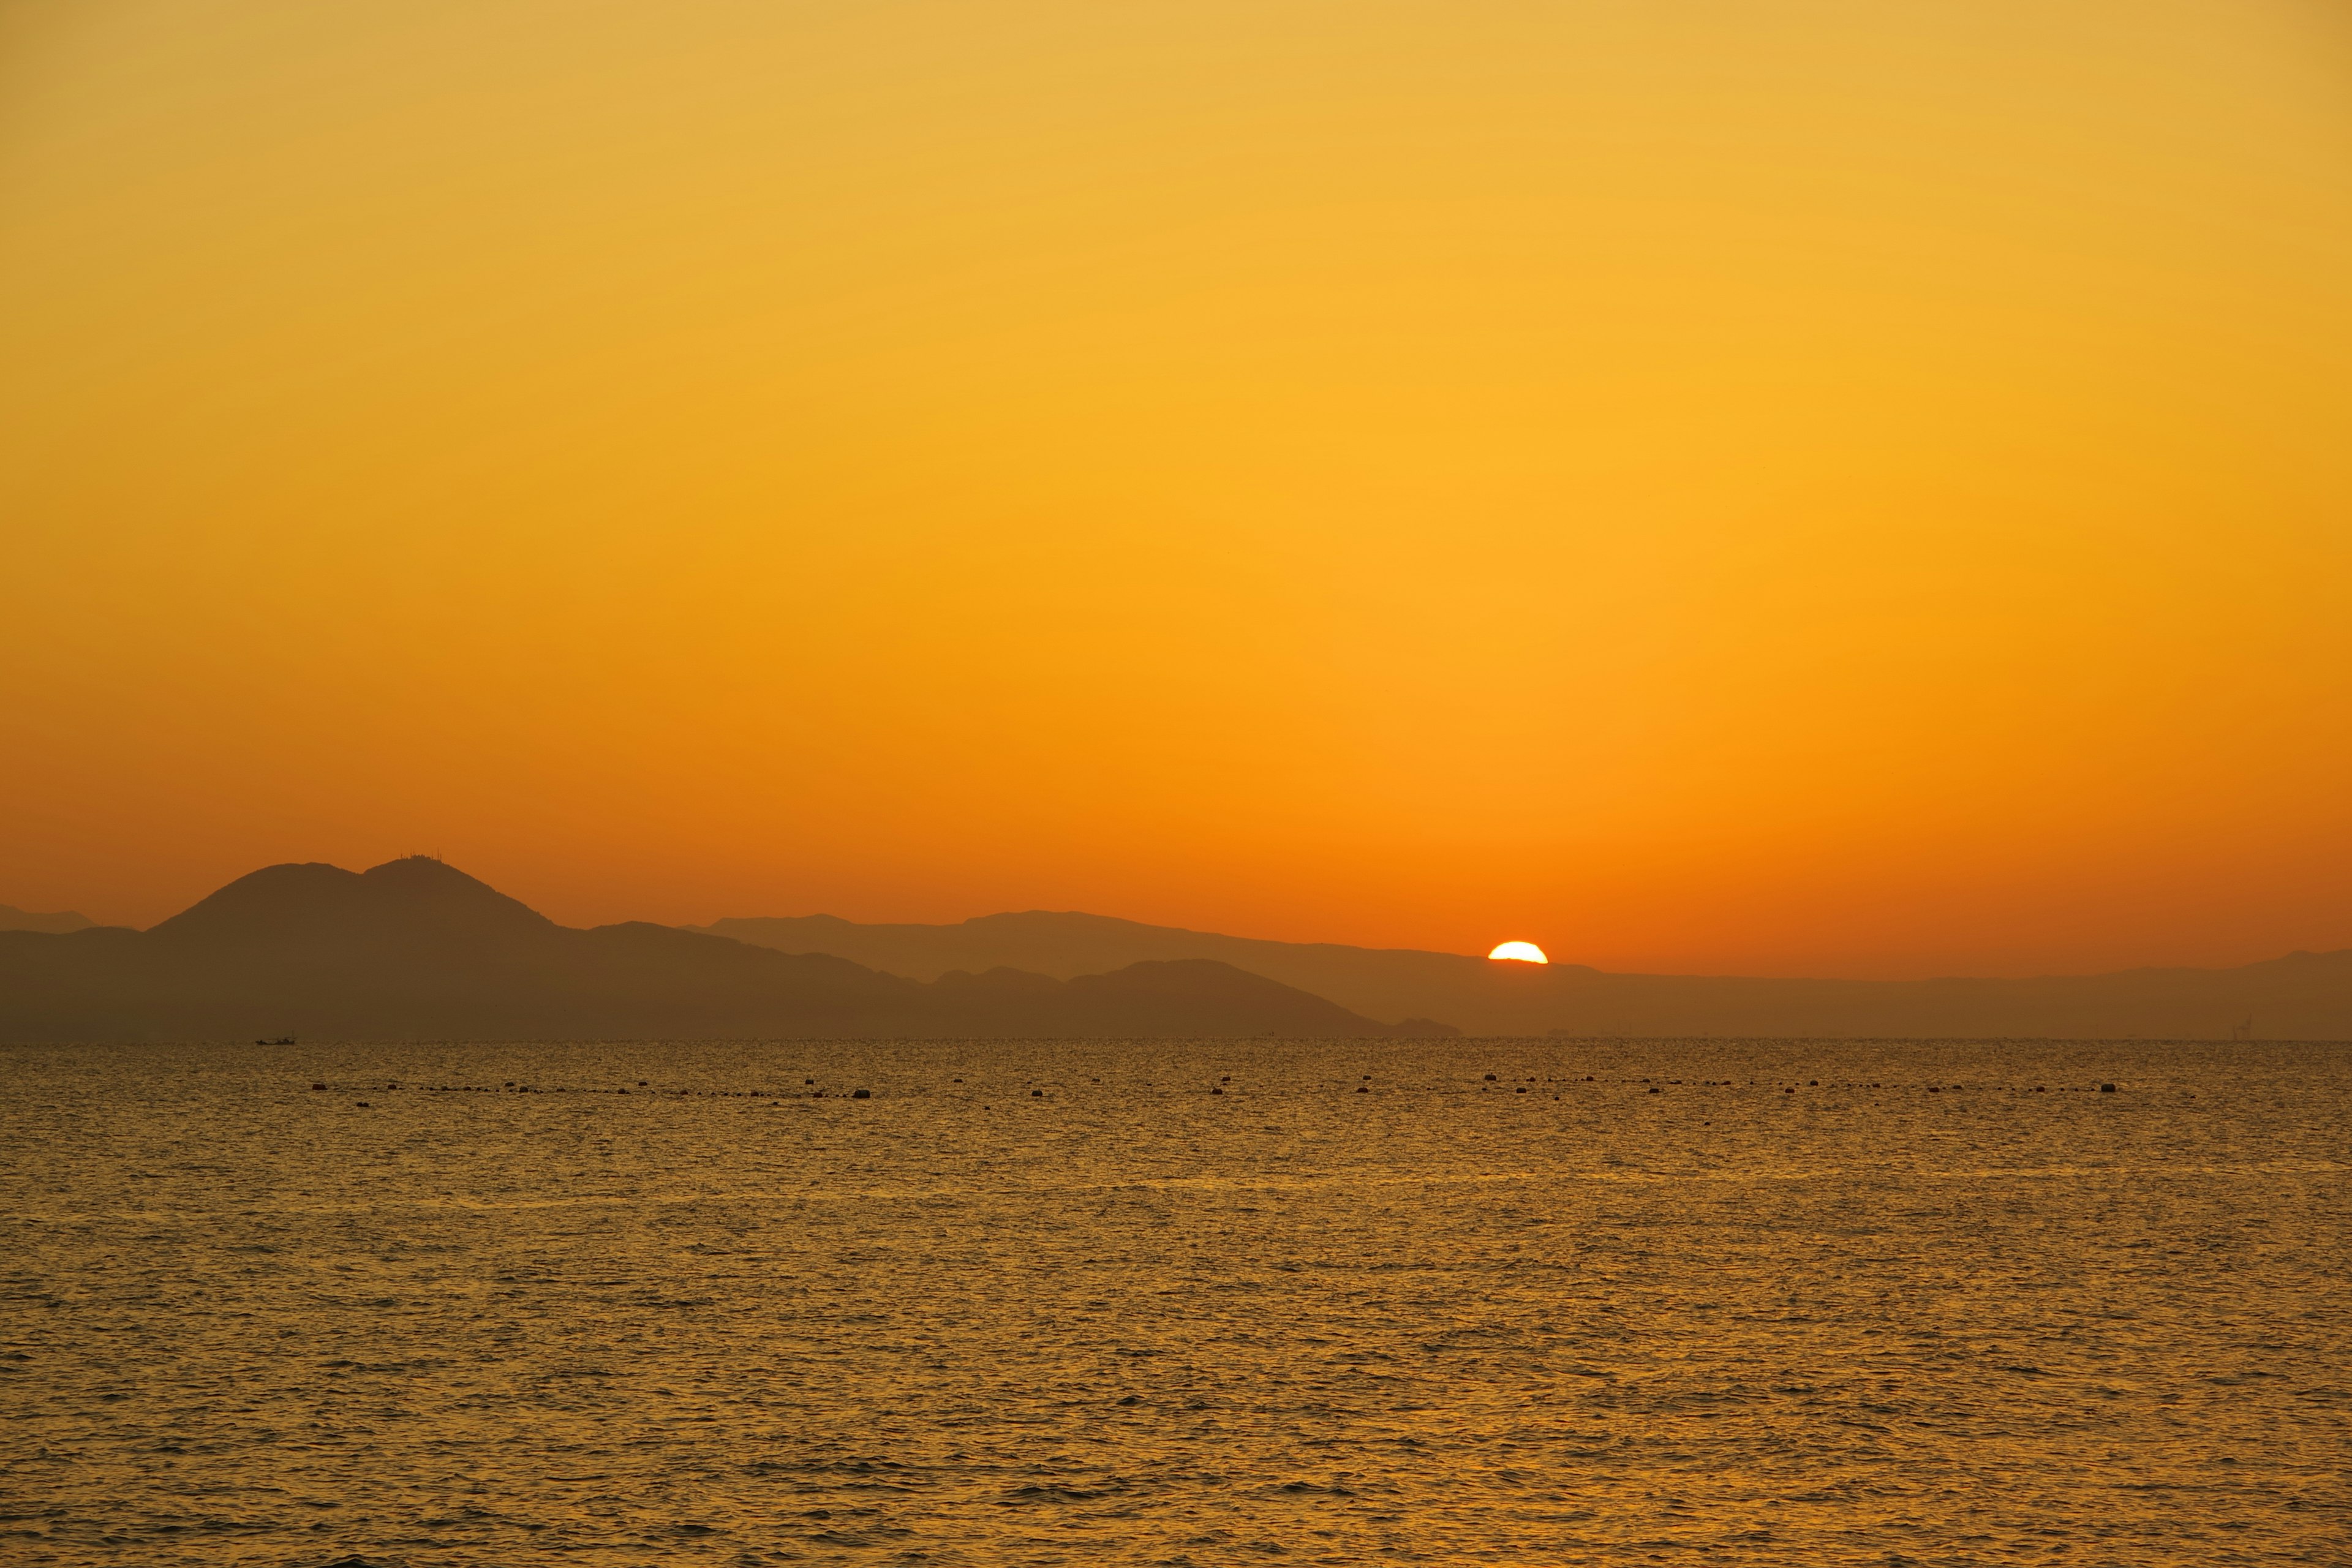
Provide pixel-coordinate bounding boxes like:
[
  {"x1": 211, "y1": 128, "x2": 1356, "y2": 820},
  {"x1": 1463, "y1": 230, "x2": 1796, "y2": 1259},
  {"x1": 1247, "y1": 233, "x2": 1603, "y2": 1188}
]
[{"x1": 1487, "y1": 941, "x2": 1548, "y2": 963}]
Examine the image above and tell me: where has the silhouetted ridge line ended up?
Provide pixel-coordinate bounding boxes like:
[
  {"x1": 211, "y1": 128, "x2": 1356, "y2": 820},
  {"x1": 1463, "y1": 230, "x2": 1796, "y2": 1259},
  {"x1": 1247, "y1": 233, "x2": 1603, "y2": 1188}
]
[
  {"x1": 0, "y1": 859, "x2": 1453, "y2": 1042},
  {"x1": 0, "y1": 903, "x2": 93, "y2": 935},
  {"x1": 694, "y1": 911, "x2": 2352, "y2": 1039}
]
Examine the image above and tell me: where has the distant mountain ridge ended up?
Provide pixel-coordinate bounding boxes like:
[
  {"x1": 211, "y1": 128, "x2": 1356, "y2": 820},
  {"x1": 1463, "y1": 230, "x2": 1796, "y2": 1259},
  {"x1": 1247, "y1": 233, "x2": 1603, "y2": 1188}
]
[
  {"x1": 0, "y1": 903, "x2": 92, "y2": 935},
  {"x1": 9, "y1": 864, "x2": 2345, "y2": 1039},
  {"x1": 697, "y1": 910, "x2": 2352, "y2": 1039},
  {"x1": 0, "y1": 859, "x2": 1452, "y2": 1042}
]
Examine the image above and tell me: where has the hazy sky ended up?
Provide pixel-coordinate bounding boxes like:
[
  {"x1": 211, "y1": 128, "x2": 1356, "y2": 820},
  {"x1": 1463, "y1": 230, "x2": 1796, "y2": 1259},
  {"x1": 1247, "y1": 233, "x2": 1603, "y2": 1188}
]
[{"x1": 4, "y1": 1, "x2": 2348, "y2": 976}]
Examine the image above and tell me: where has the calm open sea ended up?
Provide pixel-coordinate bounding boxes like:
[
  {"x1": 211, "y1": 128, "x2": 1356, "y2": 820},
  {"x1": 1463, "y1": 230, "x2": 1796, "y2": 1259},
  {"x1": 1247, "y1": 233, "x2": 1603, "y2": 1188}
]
[{"x1": 2, "y1": 1038, "x2": 2346, "y2": 1566}]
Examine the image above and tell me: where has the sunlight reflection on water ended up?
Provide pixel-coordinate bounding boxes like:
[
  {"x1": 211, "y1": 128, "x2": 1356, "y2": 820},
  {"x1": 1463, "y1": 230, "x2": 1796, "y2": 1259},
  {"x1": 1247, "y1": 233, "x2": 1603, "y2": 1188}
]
[{"x1": 3, "y1": 1036, "x2": 2346, "y2": 1564}]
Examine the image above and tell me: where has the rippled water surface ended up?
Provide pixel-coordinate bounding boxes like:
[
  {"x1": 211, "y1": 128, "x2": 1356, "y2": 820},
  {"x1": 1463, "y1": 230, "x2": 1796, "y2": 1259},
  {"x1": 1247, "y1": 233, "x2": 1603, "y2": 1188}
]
[{"x1": 4, "y1": 1037, "x2": 2347, "y2": 1566}]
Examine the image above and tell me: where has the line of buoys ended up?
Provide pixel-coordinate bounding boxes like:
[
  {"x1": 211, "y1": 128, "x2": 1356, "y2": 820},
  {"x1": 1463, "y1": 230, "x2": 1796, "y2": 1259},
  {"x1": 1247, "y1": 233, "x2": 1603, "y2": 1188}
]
[{"x1": 304, "y1": 1074, "x2": 2138, "y2": 1106}]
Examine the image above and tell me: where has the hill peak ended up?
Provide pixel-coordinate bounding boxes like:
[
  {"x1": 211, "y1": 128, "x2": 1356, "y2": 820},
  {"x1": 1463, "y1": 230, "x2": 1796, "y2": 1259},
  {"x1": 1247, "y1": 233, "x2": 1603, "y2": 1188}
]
[{"x1": 149, "y1": 856, "x2": 557, "y2": 947}]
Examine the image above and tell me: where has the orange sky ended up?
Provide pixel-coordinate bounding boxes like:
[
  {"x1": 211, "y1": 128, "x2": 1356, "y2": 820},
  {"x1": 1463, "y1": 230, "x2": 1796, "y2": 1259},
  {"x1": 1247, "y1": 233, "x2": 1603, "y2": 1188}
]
[{"x1": 4, "y1": 1, "x2": 2348, "y2": 978}]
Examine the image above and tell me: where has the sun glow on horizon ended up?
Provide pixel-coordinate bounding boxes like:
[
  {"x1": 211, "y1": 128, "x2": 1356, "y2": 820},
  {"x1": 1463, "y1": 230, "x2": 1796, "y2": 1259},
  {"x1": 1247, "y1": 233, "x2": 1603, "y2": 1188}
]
[
  {"x1": 1, "y1": 1, "x2": 2347, "y2": 976},
  {"x1": 1488, "y1": 941, "x2": 1548, "y2": 965}
]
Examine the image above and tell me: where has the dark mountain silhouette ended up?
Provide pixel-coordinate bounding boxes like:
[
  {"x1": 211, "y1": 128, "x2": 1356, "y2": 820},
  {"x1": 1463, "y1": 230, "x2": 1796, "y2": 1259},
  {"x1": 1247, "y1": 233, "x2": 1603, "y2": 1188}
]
[
  {"x1": 0, "y1": 858, "x2": 1449, "y2": 1042},
  {"x1": 698, "y1": 910, "x2": 2352, "y2": 1039},
  {"x1": 0, "y1": 903, "x2": 92, "y2": 935}
]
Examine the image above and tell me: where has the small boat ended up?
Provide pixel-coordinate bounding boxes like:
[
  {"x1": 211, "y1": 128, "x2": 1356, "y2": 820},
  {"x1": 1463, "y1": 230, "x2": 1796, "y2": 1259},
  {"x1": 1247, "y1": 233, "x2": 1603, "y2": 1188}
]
[{"x1": 255, "y1": 1035, "x2": 296, "y2": 1046}]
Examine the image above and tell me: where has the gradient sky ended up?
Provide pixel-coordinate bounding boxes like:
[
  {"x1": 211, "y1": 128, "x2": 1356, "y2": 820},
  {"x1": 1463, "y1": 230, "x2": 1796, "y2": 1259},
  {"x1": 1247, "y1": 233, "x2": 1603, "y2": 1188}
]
[{"x1": 4, "y1": 1, "x2": 2348, "y2": 977}]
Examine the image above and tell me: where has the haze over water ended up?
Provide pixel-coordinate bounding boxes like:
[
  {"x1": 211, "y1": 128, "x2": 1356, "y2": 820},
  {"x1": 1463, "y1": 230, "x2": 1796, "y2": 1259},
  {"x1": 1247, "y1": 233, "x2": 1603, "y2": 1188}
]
[{"x1": 5, "y1": 1036, "x2": 2345, "y2": 1565}]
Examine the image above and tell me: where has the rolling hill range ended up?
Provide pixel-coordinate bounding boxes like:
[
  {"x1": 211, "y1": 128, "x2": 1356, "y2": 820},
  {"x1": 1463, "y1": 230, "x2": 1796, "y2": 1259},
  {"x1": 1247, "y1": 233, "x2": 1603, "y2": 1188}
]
[
  {"x1": 698, "y1": 911, "x2": 2352, "y2": 1039},
  {"x1": 0, "y1": 859, "x2": 1450, "y2": 1042}
]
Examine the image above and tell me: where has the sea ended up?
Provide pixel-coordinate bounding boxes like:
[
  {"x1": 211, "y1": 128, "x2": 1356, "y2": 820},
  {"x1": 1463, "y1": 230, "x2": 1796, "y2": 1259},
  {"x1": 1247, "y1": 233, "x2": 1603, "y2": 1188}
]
[{"x1": 2, "y1": 1036, "x2": 2345, "y2": 1566}]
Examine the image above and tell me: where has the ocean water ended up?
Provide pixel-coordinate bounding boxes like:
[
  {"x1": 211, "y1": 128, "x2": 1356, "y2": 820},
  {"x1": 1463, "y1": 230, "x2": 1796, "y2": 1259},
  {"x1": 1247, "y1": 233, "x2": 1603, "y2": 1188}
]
[{"x1": 2, "y1": 1036, "x2": 2346, "y2": 1566}]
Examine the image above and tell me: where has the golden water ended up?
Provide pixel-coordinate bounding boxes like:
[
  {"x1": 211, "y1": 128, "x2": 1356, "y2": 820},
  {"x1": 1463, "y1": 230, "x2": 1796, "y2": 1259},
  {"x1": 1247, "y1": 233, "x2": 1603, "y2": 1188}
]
[{"x1": 4, "y1": 1038, "x2": 2345, "y2": 1564}]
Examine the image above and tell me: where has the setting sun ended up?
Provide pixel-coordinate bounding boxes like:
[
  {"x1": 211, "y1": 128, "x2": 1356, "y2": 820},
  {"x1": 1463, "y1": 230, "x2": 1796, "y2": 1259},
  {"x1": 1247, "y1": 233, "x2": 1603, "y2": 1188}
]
[{"x1": 1487, "y1": 941, "x2": 1548, "y2": 964}]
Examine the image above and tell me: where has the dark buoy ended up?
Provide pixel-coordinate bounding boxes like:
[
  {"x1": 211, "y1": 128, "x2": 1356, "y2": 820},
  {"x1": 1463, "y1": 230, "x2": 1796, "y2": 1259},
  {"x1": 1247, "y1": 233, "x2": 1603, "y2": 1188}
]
[
  {"x1": 1808, "y1": 1080, "x2": 1817, "y2": 1087},
  {"x1": 2101, "y1": 1082, "x2": 2117, "y2": 1093},
  {"x1": 311, "y1": 1082, "x2": 326, "y2": 1091},
  {"x1": 638, "y1": 1079, "x2": 647, "y2": 1086},
  {"x1": 1031, "y1": 1088, "x2": 1044, "y2": 1098},
  {"x1": 1515, "y1": 1087, "x2": 1526, "y2": 1094},
  {"x1": 1211, "y1": 1087, "x2": 1223, "y2": 1095},
  {"x1": 1784, "y1": 1087, "x2": 1793, "y2": 1094},
  {"x1": 1483, "y1": 1073, "x2": 1498, "y2": 1082},
  {"x1": 1356, "y1": 1086, "x2": 1368, "y2": 1093},
  {"x1": 852, "y1": 1088, "x2": 870, "y2": 1099},
  {"x1": 1647, "y1": 1087, "x2": 1659, "y2": 1095},
  {"x1": 1117, "y1": 1393, "x2": 1140, "y2": 1406},
  {"x1": 1221, "y1": 1075, "x2": 1231, "y2": 1083},
  {"x1": 355, "y1": 1101, "x2": 371, "y2": 1107}
]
